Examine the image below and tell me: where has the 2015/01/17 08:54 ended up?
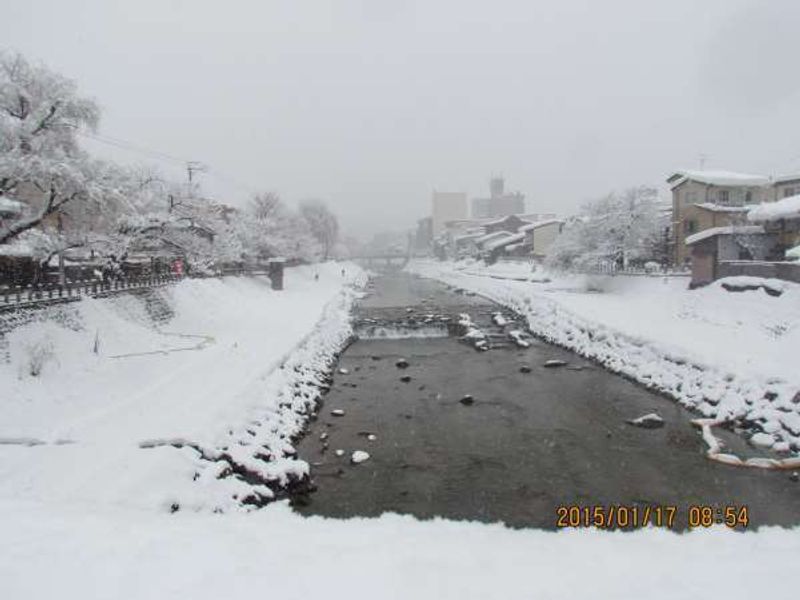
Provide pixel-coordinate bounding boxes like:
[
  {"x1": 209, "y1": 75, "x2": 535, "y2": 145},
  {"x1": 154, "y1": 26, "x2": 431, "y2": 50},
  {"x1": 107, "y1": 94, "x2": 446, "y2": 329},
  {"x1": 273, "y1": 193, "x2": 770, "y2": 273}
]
[{"x1": 555, "y1": 505, "x2": 750, "y2": 529}]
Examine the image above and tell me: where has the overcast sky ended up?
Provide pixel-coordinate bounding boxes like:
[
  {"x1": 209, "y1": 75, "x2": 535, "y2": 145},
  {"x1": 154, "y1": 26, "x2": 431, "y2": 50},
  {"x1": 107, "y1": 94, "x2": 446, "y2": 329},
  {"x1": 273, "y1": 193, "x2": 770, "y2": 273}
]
[{"x1": 6, "y1": 0, "x2": 800, "y2": 238}]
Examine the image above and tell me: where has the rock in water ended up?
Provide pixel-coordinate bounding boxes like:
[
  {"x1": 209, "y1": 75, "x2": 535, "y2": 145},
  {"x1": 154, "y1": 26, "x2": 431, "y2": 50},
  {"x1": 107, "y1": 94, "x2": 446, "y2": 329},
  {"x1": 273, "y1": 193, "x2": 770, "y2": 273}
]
[
  {"x1": 335, "y1": 449, "x2": 345, "y2": 457},
  {"x1": 351, "y1": 450, "x2": 370, "y2": 464},
  {"x1": 626, "y1": 412, "x2": 664, "y2": 429},
  {"x1": 331, "y1": 409, "x2": 345, "y2": 417},
  {"x1": 338, "y1": 367, "x2": 349, "y2": 375},
  {"x1": 319, "y1": 431, "x2": 329, "y2": 441},
  {"x1": 367, "y1": 434, "x2": 377, "y2": 441},
  {"x1": 544, "y1": 359, "x2": 567, "y2": 368},
  {"x1": 519, "y1": 365, "x2": 532, "y2": 373},
  {"x1": 459, "y1": 394, "x2": 475, "y2": 406},
  {"x1": 400, "y1": 375, "x2": 412, "y2": 383},
  {"x1": 396, "y1": 358, "x2": 410, "y2": 369},
  {"x1": 492, "y1": 312, "x2": 508, "y2": 327}
]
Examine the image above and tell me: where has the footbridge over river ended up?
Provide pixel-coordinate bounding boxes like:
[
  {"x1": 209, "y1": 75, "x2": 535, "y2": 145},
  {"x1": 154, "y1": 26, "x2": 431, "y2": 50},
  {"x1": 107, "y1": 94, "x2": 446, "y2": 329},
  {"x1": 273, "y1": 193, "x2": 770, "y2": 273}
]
[{"x1": 350, "y1": 254, "x2": 410, "y2": 269}]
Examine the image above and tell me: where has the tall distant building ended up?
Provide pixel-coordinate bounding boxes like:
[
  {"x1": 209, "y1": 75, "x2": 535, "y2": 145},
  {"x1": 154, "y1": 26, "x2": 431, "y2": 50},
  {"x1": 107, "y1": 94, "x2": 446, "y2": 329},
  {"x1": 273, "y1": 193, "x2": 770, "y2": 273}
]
[
  {"x1": 471, "y1": 177, "x2": 525, "y2": 218},
  {"x1": 432, "y1": 191, "x2": 468, "y2": 236}
]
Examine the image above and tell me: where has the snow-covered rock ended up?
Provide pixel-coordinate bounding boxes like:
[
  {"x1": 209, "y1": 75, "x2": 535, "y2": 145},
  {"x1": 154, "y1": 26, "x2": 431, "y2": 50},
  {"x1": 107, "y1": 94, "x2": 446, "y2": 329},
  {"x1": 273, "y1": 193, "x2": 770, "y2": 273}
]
[
  {"x1": 544, "y1": 359, "x2": 567, "y2": 368},
  {"x1": 351, "y1": 450, "x2": 370, "y2": 464},
  {"x1": 492, "y1": 312, "x2": 508, "y2": 327},
  {"x1": 626, "y1": 413, "x2": 665, "y2": 429}
]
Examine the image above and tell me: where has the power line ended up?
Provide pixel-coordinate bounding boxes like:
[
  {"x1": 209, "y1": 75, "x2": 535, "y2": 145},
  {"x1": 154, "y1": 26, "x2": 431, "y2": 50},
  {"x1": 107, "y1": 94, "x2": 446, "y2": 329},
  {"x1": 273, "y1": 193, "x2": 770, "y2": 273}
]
[
  {"x1": 77, "y1": 130, "x2": 192, "y2": 165},
  {"x1": 77, "y1": 129, "x2": 261, "y2": 196}
]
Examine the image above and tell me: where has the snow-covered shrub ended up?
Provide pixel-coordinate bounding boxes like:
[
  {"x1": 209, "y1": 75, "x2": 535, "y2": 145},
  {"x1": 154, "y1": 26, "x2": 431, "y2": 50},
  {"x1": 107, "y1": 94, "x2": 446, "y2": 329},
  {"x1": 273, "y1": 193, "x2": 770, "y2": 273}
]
[{"x1": 23, "y1": 336, "x2": 55, "y2": 377}]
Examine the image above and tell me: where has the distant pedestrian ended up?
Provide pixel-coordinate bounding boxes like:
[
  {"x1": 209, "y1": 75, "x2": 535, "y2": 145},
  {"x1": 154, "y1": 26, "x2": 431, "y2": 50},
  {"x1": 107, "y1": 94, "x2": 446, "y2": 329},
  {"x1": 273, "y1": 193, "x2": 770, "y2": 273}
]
[
  {"x1": 341, "y1": 268, "x2": 346, "y2": 277},
  {"x1": 315, "y1": 273, "x2": 319, "y2": 282}
]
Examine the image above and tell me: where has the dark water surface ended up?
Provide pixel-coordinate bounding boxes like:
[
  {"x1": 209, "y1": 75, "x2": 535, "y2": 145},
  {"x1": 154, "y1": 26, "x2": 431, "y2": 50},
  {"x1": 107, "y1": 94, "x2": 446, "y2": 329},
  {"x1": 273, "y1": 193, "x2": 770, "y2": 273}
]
[{"x1": 295, "y1": 272, "x2": 800, "y2": 530}]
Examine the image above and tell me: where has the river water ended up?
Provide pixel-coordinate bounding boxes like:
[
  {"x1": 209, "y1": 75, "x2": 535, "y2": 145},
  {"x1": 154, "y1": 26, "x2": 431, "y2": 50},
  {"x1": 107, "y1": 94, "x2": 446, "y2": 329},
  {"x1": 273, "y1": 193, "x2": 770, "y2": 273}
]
[{"x1": 295, "y1": 272, "x2": 800, "y2": 529}]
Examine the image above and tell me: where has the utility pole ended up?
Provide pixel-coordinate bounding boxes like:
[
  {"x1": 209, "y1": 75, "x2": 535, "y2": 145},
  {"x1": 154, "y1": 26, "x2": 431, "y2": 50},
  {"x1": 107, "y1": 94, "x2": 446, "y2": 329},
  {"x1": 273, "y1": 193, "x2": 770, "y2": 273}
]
[{"x1": 186, "y1": 161, "x2": 207, "y2": 198}]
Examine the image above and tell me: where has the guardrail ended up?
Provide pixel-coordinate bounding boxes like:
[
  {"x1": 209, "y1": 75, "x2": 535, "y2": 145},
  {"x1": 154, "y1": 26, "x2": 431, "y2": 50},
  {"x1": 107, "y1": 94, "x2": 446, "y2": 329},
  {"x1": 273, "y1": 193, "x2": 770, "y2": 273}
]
[
  {"x1": 1, "y1": 262, "x2": 286, "y2": 309},
  {"x1": 1, "y1": 274, "x2": 183, "y2": 308}
]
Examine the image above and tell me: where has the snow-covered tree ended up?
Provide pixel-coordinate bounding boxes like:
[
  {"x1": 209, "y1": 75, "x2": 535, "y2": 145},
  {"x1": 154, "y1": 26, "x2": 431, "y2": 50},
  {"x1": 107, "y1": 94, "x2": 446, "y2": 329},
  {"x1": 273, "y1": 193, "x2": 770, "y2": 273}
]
[
  {"x1": 547, "y1": 185, "x2": 663, "y2": 272},
  {"x1": 0, "y1": 51, "x2": 125, "y2": 246},
  {"x1": 299, "y1": 199, "x2": 338, "y2": 260},
  {"x1": 0, "y1": 51, "x2": 334, "y2": 280},
  {"x1": 239, "y1": 193, "x2": 323, "y2": 263}
]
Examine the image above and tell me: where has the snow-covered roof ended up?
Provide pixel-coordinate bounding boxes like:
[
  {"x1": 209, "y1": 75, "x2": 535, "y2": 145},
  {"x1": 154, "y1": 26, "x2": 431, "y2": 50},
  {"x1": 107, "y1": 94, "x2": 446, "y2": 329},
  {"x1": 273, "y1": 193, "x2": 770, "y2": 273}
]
[
  {"x1": 693, "y1": 203, "x2": 752, "y2": 213},
  {"x1": 747, "y1": 194, "x2": 800, "y2": 222},
  {"x1": 485, "y1": 232, "x2": 525, "y2": 251},
  {"x1": 518, "y1": 219, "x2": 564, "y2": 232},
  {"x1": 481, "y1": 215, "x2": 532, "y2": 227},
  {"x1": 0, "y1": 241, "x2": 35, "y2": 257},
  {"x1": 0, "y1": 197, "x2": 25, "y2": 215},
  {"x1": 668, "y1": 170, "x2": 769, "y2": 189},
  {"x1": 685, "y1": 225, "x2": 765, "y2": 246},
  {"x1": 474, "y1": 230, "x2": 513, "y2": 245},
  {"x1": 787, "y1": 245, "x2": 800, "y2": 260},
  {"x1": 774, "y1": 174, "x2": 800, "y2": 184},
  {"x1": 453, "y1": 232, "x2": 484, "y2": 243}
]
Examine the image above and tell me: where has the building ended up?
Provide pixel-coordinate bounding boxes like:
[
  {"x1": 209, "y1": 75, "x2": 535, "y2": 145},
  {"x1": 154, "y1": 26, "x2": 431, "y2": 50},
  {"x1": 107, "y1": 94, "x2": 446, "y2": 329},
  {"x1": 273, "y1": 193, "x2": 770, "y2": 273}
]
[
  {"x1": 684, "y1": 194, "x2": 800, "y2": 287},
  {"x1": 414, "y1": 217, "x2": 433, "y2": 253},
  {"x1": 471, "y1": 177, "x2": 525, "y2": 219},
  {"x1": 748, "y1": 194, "x2": 800, "y2": 259},
  {"x1": 519, "y1": 219, "x2": 565, "y2": 259},
  {"x1": 772, "y1": 175, "x2": 800, "y2": 201},
  {"x1": 685, "y1": 225, "x2": 775, "y2": 287},
  {"x1": 432, "y1": 191, "x2": 468, "y2": 236},
  {"x1": 667, "y1": 170, "x2": 771, "y2": 265}
]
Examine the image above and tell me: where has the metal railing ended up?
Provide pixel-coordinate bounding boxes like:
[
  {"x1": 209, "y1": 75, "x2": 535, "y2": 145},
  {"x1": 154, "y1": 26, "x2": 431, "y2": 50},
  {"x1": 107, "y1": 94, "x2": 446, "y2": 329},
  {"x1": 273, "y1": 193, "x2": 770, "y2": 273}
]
[
  {"x1": 0, "y1": 261, "x2": 287, "y2": 309},
  {"x1": 1, "y1": 274, "x2": 183, "y2": 308}
]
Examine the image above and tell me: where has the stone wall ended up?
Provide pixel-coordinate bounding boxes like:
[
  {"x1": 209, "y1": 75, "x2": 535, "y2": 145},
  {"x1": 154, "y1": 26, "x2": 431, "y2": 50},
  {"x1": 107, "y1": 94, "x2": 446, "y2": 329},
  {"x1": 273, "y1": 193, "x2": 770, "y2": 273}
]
[{"x1": 718, "y1": 261, "x2": 800, "y2": 283}]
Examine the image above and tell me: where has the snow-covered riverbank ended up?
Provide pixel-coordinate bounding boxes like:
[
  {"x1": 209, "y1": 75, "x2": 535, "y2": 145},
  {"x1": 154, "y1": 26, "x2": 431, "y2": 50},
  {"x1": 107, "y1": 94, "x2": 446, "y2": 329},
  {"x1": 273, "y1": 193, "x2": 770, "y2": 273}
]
[
  {"x1": 0, "y1": 263, "x2": 366, "y2": 511},
  {"x1": 408, "y1": 259, "x2": 800, "y2": 455}
]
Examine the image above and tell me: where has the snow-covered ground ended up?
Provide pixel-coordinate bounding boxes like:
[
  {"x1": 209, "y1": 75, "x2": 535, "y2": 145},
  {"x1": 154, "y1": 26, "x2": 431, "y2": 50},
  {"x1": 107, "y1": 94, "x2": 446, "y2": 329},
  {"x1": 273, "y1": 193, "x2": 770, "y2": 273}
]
[
  {"x1": 2, "y1": 260, "x2": 799, "y2": 599},
  {"x1": 1, "y1": 499, "x2": 798, "y2": 600},
  {"x1": 0, "y1": 263, "x2": 365, "y2": 511},
  {"x1": 408, "y1": 259, "x2": 800, "y2": 456}
]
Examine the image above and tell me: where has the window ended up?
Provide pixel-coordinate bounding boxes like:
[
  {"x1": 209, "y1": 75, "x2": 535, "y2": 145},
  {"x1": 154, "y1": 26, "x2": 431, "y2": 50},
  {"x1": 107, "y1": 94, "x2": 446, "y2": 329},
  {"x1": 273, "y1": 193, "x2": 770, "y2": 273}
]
[
  {"x1": 683, "y1": 220, "x2": 697, "y2": 234},
  {"x1": 784, "y1": 187, "x2": 795, "y2": 198},
  {"x1": 745, "y1": 191, "x2": 752, "y2": 203},
  {"x1": 718, "y1": 190, "x2": 730, "y2": 204}
]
